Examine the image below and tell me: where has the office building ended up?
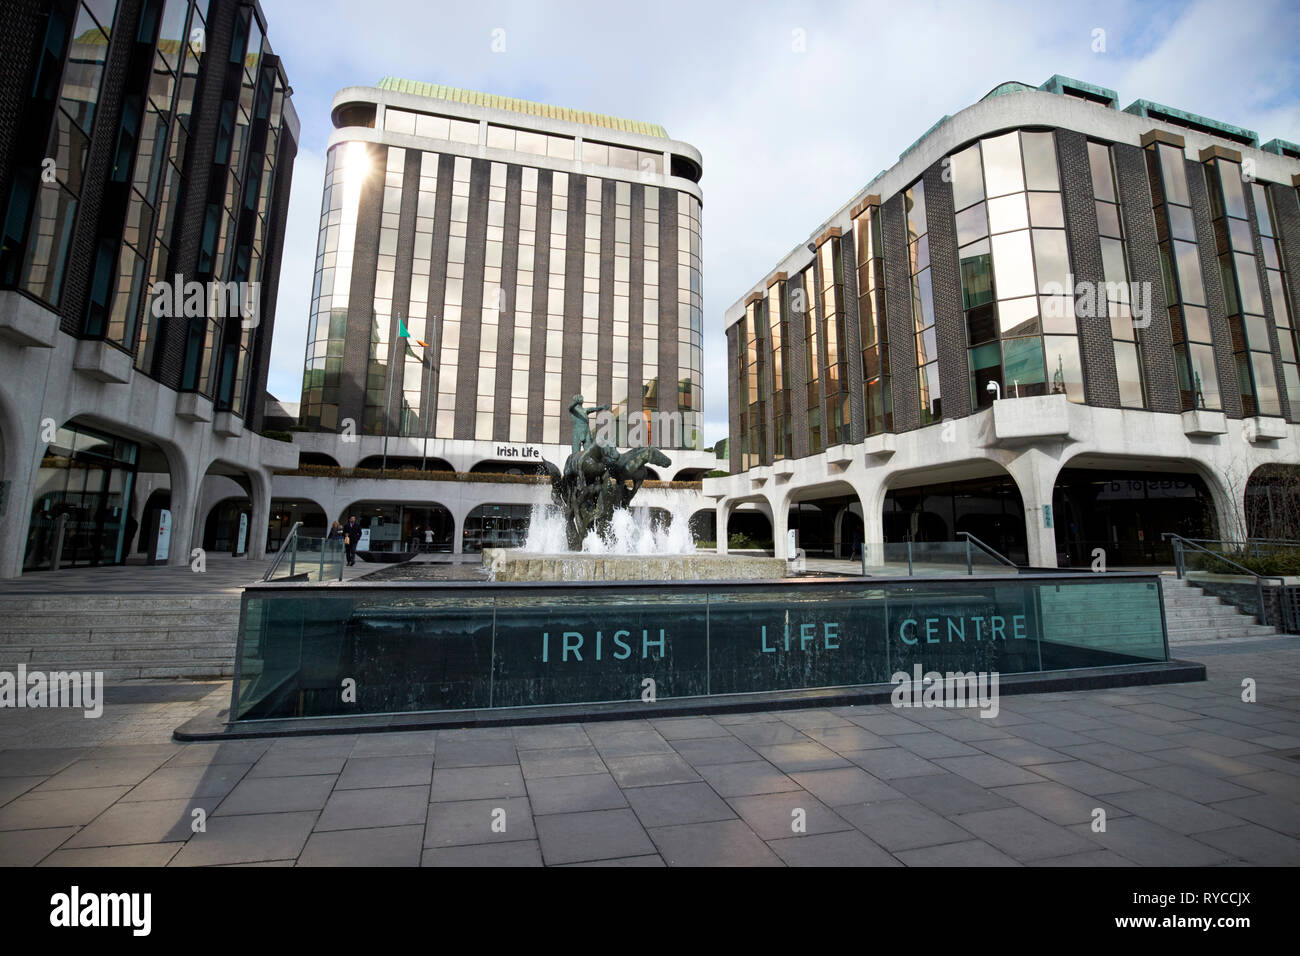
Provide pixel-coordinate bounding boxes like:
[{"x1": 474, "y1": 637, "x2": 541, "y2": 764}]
[
  {"x1": 708, "y1": 76, "x2": 1300, "y2": 566},
  {"x1": 0, "y1": 0, "x2": 299, "y2": 576}
]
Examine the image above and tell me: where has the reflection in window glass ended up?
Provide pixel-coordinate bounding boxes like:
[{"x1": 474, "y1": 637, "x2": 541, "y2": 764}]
[
  {"x1": 1208, "y1": 157, "x2": 1281, "y2": 416},
  {"x1": 1148, "y1": 140, "x2": 1220, "y2": 410},
  {"x1": 1251, "y1": 182, "x2": 1299, "y2": 414},
  {"x1": 950, "y1": 143, "x2": 984, "y2": 211},
  {"x1": 1020, "y1": 131, "x2": 1060, "y2": 191},
  {"x1": 991, "y1": 230, "x2": 1035, "y2": 299},
  {"x1": 980, "y1": 132, "x2": 1024, "y2": 198},
  {"x1": 907, "y1": 181, "x2": 940, "y2": 424},
  {"x1": 950, "y1": 130, "x2": 1080, "y2": 408}
]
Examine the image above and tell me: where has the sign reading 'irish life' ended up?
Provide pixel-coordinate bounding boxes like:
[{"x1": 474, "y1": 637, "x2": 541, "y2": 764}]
[{"x1": 237, "y1": 579, "x2": 1168, "y2": 719}]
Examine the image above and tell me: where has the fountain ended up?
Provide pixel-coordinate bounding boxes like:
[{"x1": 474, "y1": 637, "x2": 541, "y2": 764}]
[{"x1": 481, "y1": 395, "x2": 786, "y2": 581}]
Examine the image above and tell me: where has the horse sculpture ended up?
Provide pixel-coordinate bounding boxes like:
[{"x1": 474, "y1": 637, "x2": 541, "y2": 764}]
[{"x1": 541, "y1": 440, "x2": 672, "y2": 550}]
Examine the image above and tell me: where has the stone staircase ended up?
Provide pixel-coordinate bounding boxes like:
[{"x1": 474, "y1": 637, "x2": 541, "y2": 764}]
[
  {"x1": 0, "y1": 594, "x2": 241, "y2": 679},
  {"x1": 1162, "y1": 576, "x2": 1281, "y2": 644}
]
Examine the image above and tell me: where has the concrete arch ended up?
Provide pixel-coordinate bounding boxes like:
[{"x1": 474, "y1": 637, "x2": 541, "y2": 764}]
[
  {"x1": 297, "y1": 452, "x2": 341, "y2": 468},
  {"x1": 201, "y1": 495, "x2": 251, "y2": 552},
  {"x1": 357, "y1": 455, "x2": 455, "y2": 472},
  {"x1": 1051, "y1": 449, "x2": 1236, "y2": 557},
  {"x1": 876, "y1": 456, "x2": 1028, "y2": 563},
  {"x1": 198, "y1": 458, "x2": 273, "y2": 560},
  {"x1": 687, "y1": 507, "x2": 716, "y2": 543},
  {"x1": 712, "y1": 491, "x2": 771, "y2": 556},
  {"x1": 1245, "y1": 463, "x2": 1300, "y2": 539},
  {"x1": 779, "y1": 477, "x2": 863, "y2": 560},
  {"x1": 467, "y1": 458, "x2": 545, "y2": 475}
]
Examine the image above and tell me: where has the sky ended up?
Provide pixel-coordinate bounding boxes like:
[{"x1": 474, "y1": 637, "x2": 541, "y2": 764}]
[{"x1": 259, "y1": 0, "x2": 1300, "y2": 447}]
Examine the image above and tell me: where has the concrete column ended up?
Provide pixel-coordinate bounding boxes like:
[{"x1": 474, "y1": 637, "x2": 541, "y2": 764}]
[
  {"x1": 1006, "y1": 448, "x2": 1062, "y2": 569},
  {"x1": 770, "y1": 491, "x2": 791, "y2": 561},
  {"x1": 714, "y1": 498, "x2": 730, "y2": 555},
  {"x1": 247, "y1": 469, "x2": 273, "y2": 560},
  {"x1": 852, "y1": 478, "x2": 887, "y2": 569},
  {"x1": 451, "y1": 503, "x2": 468, "y2": 556},
  {"x1": 166, "y1": 455, "x2": 203, "y2": 569},
  {"x1": 0, "y1": 401, "x2": 38, "y2": 579}
]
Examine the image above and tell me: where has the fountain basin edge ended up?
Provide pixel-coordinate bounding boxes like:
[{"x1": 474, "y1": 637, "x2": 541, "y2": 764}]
[{"x1": 482, "y1": 548, "x2": 787, "y2": 581}]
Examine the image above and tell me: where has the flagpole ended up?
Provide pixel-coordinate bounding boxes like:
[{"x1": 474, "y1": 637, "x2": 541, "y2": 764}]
[
  {"x1": 421, "y1": 313, "x2": 437, "y2": 472},
  {"x1": 381, "y1": 310, "x2": 400, "y2": 473}
]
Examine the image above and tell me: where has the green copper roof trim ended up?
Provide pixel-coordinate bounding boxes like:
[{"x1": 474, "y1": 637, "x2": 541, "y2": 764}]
[
  {"x1": 375, "y1": 77, "x2": 669, "y2": 139},
  {"x1": 1123, "y1": 98, "x2": 1259, "y2": 147},
  {"x1": 981, "y1": 81, "x2": 1038, "y2": 101},
  {"x1": 1262, "y1": 138, "x2": 1300, "y2": 158},
  {"x1": 1038, "y1": 75, "x2": 1118, "y2": 108}
]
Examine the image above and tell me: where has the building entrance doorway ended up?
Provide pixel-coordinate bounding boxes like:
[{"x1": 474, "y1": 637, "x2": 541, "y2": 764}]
[
  {"x1": 1052, "y1": 468, "x2": 1217, "y2": 566},
  {"x1": 24, "y1": 423, "x2": 139, "y2": 570}
]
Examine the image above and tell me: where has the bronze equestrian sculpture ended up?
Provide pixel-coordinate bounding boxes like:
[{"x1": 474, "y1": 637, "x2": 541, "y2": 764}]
[{"x1": 541, "y1": 396, "x2": 672, "y2": 550}]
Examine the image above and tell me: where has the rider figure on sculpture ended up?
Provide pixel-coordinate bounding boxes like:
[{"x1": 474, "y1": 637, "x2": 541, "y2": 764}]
[{"x1": 543, "y1": 394, "x2": 671, "y2": 550}]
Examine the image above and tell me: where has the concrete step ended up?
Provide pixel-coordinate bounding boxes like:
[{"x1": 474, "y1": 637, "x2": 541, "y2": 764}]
[
  {"x1": 1157, "y1": 577, "x2": 1288, "y2": 642},
  {"x1": 1167, "y1": 624, "x2": 1279, "y2": 642},
  {"x1": 0, "y1": 595, "x2": 240, "y2": 613},
  {"x1": 0, "y1": 591, "x2": 242, "y2": 679},
  {"x1": 4, "y1": 642, "x2": 236, "y2": 665},
  {"x1": 1163, "y1": 607, "x2": 1254, "y2": 623},
  {"x1": 0, "y1": 615, "x2": 241, "y2": 633},
  {"x1": 93, "y1": 662, "x2": 236, "y2": 680},
  {"x1": 0, "y1": 628, "x2": 237, "y2": 647}
]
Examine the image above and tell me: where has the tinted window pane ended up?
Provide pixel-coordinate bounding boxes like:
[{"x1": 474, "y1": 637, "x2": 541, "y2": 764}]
[
  {"x1": 1044, "y1": 335, "x2": 1084, "y2": 401},
  {"x1": 1269, "y1": 270, "x2": 1291, "y2": 327},
  {"x1": 950, "y1": 143, "x2": 984, "y2": 211},
  {"x1": 1168, "y1": 203, "x2": 1196, "y2": 241},
  {"x1": 1174, "y1": 240, "x2": 1205, "y2": 305},
  {"x1": 1229, "y1": 217, "x2": 1253, "y2": 253},
  {"x1": 1188, "y1": 342, "x2": 1220, "y2": 409},
  {"x1": 959, "y1": 241, "x2": 993, "y2": 310},
  {"x1": 998, "y1": 296, "x2": 1039, "y2": 338},
  {"x1": 955, "y1": 203, "x2": 988, "y2": 245},
  {"x1": 1033, "y1": 229, "x2": 1070, "y2": 292},
  {"x1": 1029, "y1": 191, "x2": 1064, "y2": 229},
  {"x1": 1088, "y1": 142, "x2": 1115, "y2": 202},
  {"x1": 1183, "y1": 304, "x2": 1211, "y2": 343},
  {"x1": 1251, "y1": 352, "x2": 1280, "y2": 416},
  {"x1": 1217, "y1": 162, "x2": 1247, "y2": 219},
  {"x1": 1020, "y1": 131, "x2": 1059, "y2": 191},
  {"x1": 981, "y1": 132, "x2": 1024, "y2": 198},
  {"x1": 988, "y1": 193, "x2": 1028, "y2": 234},
  {"x1": 1235, "y1": 253, "x2": 1264, "y2": 314},
  {"x1": 1002, "y1": 336, "x2": 1045, "y2": 391},
  {"x1": 905, "y1": 182, "x2": 927, "y2": 240},
  {"x1": 1159, "y1": 144, "x2": 1190, "y2": 207},
  {"x1": 991, "y1": 230, "x2": 1036, "y2": 300},
  {"x1": 1100, "y1": 237, "x2": 1129, "y2": 290},
  {"x1": 1114, "y1": 341, "x2": 1144, "y2": 407},
  {"x1": 1095, "y1": 200, "x2": 1121, "y2": 238}
]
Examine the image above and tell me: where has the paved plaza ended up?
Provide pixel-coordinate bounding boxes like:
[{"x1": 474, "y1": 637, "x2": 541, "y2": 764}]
[{"x1": 0, "y1": 633, "x2": 1297, "y2": 867}]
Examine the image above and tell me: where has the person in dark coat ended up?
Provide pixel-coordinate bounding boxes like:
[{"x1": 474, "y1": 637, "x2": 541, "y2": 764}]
[{"x1": 343, "y1": 515, "x2": 361, "y2": 566}]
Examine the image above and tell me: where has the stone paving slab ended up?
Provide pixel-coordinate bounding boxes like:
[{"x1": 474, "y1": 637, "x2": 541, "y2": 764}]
[{"x1": 0, "y1": 636, "x2": 1299, "y2": 866}]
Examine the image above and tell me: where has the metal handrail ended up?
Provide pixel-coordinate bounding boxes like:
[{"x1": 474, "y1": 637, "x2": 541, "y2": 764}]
[
  {"x1": 1161, "y1": 532, "x2": 1284, "y2": 627},
  {"x1": 1175, "y1": 536, "x2": 1300, "y2": 560},
  {"x1": 957, "y1": 531, "x2": 1019, "y2": 569},
  {"x1": 262, "y1": 521, "x2": 303, "y2": 581}
]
